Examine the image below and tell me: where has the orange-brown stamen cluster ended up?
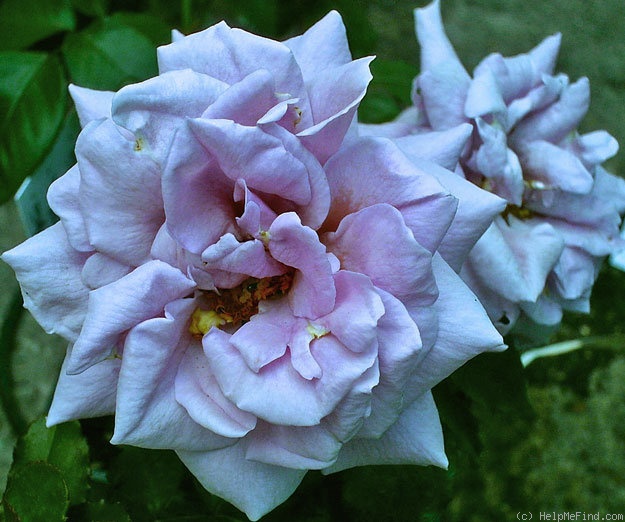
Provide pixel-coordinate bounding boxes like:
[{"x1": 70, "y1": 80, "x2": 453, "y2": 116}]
[{"x1": 190, "y1": 271, "x2": 294, "y2": 337}]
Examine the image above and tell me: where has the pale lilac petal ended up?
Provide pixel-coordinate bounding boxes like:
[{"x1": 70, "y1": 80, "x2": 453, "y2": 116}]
[
  {"x1": 320, "y1": 271, "x2": 385, "y2": 354},
  {"x1": 518, "y1": 140, "x2": 594, "y2": 193},
  {"x1": 81, "y1": 253, "x2": 132, "y2": 290},
  {"x1": 322, "y1": 362, "x2": 379, "y2": 442},
  {"x1": 204, "y1": 327, "x2": 378, "y2": 426},
  {"x1": 324, "y1": 204, "x2": 437, "y2": 303},
  {"x1": 112, "y1": 299, "x2": 234, "y2": 449},
  {"x1": 262, "y1": 123, "x2": 330, "y2": 230},
  {"x1": 510, "y1": 77, "x2": 590, "y2": 145},
  {"x1": 188, "y1": 118, "x2": 312, "y2": 205},
  {"x1": 415, "y1": 0, "x2": 468, "y2": 79},
  {"x1": 527, "y1": 33, "x2": 562, "y2": 77},
  {"x1": 570, "y1": 130, "x2": 619, "y2": 166},
  {"x1": 76, "y1": 118, "x2": 164, "y2": 266},
  {"x1": 357, "y1": 289, "x2": 423, "y2": 438},
  {"x1": 268, "y1": 212, "x2": 335, "y2": 318},
  {"x1": 469, "y1": 118, "x2": 524, "y2": 205},
  {"x1": 202, "y1": 69, "x2": 286, "y2": 126},
  {"x1": 417, "y1": 67, "x2": 470, "y2": 130},
  {"x1": 230, "y1": 298, "x2": 293, "y2": 372},
  {"x1": 177, "y1": 441, "x2": 306, "y2": 522},
  {"x1": 233, "y1": 180, "x2": 278, "y2": 237},
  {"x1": 246, "y1": 422, "x2": 341, "y2": 470},
  {"x1": 47, "y1": 165, "x2": 91, "y2": 252},
  {"x1": 69, "y1": 84, "x2": 113, "y2": 128},
  {"x1": 157, "y1": 21, "x2": 307, "y2": 102},
  {"x1": 201, "y1": 234, "x2": 285, "y2": 278},
  {"x1": 520, "y1": 293, "x2": 563, "y2": 325},
  {"x1": 297, "y1": 57, "x2": 373, "y2": 163},
  {"x1": 405, "y1": 254, "x2": 506, "y2": 400},
  {"x1": 162, "y1": 122, "x2": 236, "y2": 253},
  {"x1": 324, "y1": 137, "x2": 457, "y2": 254},
  {"x1": 323, "y1": 391, "x2": 447, "y2": 473},
  {"x1": 112, "y1": 69, "x2": 229, "y2": 164},
  {"x1": 2, "y1": 223, "x2": 90, "y2": 342},
  {"x1": 284, "y1": 11, "x2": 352, "y2": 76},
  {"x1": 465, "y1": 217, "x2": 564, "y2": 303},
  {"x1": 408, "y1": 159, "x2": 506, "y2": 272},
  {"x1": 359, "y1": 106, "x2": 423, "y2": 139},
  {"x1": 550, "y1": 247, "x2": 597, "y2": 301},
  {"x1": 175, "y1": 344, "x2": 257, "y2": 438},
  {"x1": 506, "y1": 74, "x2": 567, "y2": 130},
  {"x1": 394, "y1": 123, "x2": 472, "y2": 171},
  {"x1": 464, "y1": 67, "x2": 506, "y2": 118},
  {"x1": 47, "y1": 345, "x2": 119, "y2": 426},
  {"x1": 69, "y1": 260, "x2": 196, "y2": 374}
]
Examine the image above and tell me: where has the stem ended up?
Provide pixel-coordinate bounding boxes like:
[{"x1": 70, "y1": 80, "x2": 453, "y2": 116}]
[{"x1": 521, "y1": 334, "x2": 625, "y2": 367}]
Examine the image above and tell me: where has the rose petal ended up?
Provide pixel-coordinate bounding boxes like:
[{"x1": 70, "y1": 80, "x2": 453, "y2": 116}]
[
  {"x1": 76, "y1": 118, "x2": 164, "y2": 266},
  {"x1": 177, "y1": 440, "x2": 306, "y2": 522},
  {"x1": 69, "y1": 260, "x2": 196, "y2": 374},
  {"x1": 2, "y1": 223, "x2": 90, "y2": 342},
  {"x1": 47, "y1": 345, "x2": 119, "y2": 426},
  {"x1": 69, "y1": 84, "x2": 113, "y2": 128}
]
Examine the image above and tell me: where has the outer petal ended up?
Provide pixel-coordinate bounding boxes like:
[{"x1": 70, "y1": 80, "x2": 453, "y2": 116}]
[
  {"x1": 246, "y1": 421, "x2": 341, "y2": 470},
  {"x1": 2, "y1": 222, "x2": 90, "y2": 342},
  {"x1": 157, "y1": 21, "x2": 307, "y2": 103},
  {"x1": 69, "y1": 84, "x2": 114, "y2": 128},
  {"x1": 47, "y1": 165, "x2": 91, "y2": 252},
  {"x1": 112, "y1": 299, "x2": 234, "y2": 450},
  {"x1": 405, "y1": 254, "x2": 506, "y2": 401},
  {"x1": 69, "y1": 260, "x2": 196, "y2": 374},
  {"x1": 81, "y1": 252, "x2": 132, "y2": 290},
  {"x1": 284, "y1": 11, "x2": 353, "y2": 77},
  {"x1": 464, "y1": 216, "x2": 564, "y2": 303},
  {"x1": 112, "y1": 69, "x2": 229, "y2": 165},
  {"x1": 394, "y1": 123, "x2": 472, "y2": 171},
  {"x1": 76, "y1": 118, "x2": 164, "y2": 266},
  {"x1": 415, "y1": 0, "x2": 468, "y2": 79},
  {"x1": 323, "y1": 391, "x2": 447, "y2": 473},
  {"x1": 47, "y1": 345, "x2": 120, "y2": 426},
  {"x1": 323, "y1": 137, "x2": 457, "y2": 255},
  {"x1": 177, "y1": 441, "x2": 306, "y2": 522},
  {"x1": 356, "y1": 289, "x2": 423, "y2": 438}
]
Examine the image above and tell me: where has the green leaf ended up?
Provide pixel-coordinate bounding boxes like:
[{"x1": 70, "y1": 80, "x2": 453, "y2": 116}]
[
  {"x1": 71, "y1": 0, "x2": 110, "y2": 18},
  {"x1": 70, "y1": 500, "x2": 131, "y2": 522},
  {"x1": 109, "y1": 447, "x2": 185, "y2": 519},
  {"x1": 0, "y1": 52, "x2": 67, "y2": 204},
  {"x1": 62, "y1": 16, "x2": 162, "y2": 91},
  {"x1": 107, "y1": 12, "x2": 171, "y2": 46},
  {"x1": 13, "y1": 418, "x2": 90, "y2": 506},
  {"x1": 14, "y1": 112, "x2": 80, "y2": 237},
  {"x1": 2, "y1": 461, "x2": 69, "y2": 522},
  {"x1": 0, "y1": 0, "x2": 75, "y2": 51}
]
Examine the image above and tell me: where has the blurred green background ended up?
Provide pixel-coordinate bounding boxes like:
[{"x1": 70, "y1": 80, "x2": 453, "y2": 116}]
[{"x1": 1, "y1": 0, "x2": 625, "y2": 520}]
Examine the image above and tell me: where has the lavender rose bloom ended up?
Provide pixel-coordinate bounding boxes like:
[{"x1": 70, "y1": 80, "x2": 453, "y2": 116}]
[
  {"x1": 364, "y1": 0, "x2": 625, "y2": 332},
  {"x1": 3, "y1": 13, "x2": 505, "y2": 520}
]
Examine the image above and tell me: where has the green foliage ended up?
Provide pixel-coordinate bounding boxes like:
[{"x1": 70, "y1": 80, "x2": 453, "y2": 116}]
[
  {"x1": 0, "y1": 52, "x2": 67, "y2": 204},
  {"x1": 13, "y1": 419, "x2": 90, "y2": 506},
  {"x1": 0, "y1": 0, "x2": 75, "y2": 51},
  {"x1": 62, "y1": 15, "x2": 163, "y2": 91},
  {"x1": 2, "y1": 462, "x2": 69, "y2": 522}
]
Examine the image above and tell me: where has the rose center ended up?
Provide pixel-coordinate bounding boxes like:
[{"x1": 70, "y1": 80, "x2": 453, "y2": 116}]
[{"x1": 189, "y1": 272, "x2": 294, "y2": 337}]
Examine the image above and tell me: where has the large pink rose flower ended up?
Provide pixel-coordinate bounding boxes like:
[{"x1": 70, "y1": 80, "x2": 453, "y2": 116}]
[
  {"x1": 3, "y1": 13, "x2": 505, "y2": 520},
  {"x1": 364, "y1": 0, "x2": 625, "y2": 332}
]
